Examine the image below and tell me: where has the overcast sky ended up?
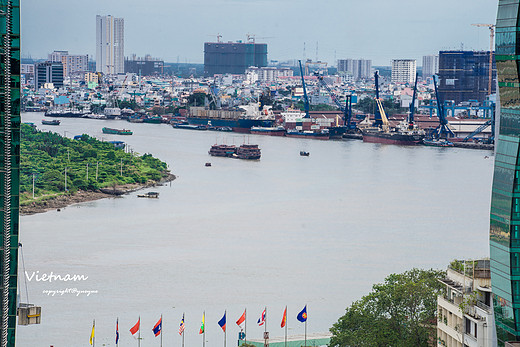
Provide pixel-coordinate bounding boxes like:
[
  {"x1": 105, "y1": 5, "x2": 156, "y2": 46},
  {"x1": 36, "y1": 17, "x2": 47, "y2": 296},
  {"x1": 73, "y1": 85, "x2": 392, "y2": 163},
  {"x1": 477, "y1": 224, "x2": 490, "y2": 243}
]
[{"x1": 21, "y1": 0, "x2": 498, "y2": 66}]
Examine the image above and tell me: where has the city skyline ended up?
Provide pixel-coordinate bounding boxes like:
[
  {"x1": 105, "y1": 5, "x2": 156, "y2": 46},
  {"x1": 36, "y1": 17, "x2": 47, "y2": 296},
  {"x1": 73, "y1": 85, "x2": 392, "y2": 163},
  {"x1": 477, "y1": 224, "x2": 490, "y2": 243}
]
[{"x1": 21, "y1": 0, "x2": 497, "y2": 66}]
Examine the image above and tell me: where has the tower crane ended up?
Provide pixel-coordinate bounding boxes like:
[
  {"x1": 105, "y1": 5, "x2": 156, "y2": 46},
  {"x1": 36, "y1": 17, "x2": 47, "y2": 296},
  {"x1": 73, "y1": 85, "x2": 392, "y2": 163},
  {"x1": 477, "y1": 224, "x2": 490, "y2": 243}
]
[{"x1": 471, "y1": 23, "x2": 495, "y2": 96}]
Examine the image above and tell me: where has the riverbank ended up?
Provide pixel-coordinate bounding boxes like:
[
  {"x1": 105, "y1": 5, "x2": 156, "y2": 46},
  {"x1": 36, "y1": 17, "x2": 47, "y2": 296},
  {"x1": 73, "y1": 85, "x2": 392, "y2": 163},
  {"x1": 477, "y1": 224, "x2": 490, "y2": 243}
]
[{"x1": 20, "y1": 173, "x2": 176, "y2": 215}]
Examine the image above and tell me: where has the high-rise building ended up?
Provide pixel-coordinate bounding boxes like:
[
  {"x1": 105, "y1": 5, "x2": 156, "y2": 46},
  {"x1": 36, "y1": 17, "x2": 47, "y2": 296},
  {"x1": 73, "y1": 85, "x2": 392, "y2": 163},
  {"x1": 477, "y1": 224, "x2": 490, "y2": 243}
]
[
  {"x1": 125, "y1": 55, "x2": 164, "y2": 75},
  {"x1": 438, "y1": 51, "x2": 496, "y2": 104},
  {"x1": 96, "y1": 15, "x2": 124, "y2": 74},
  {"x1": 0, "y1": 1, "x2": 20, "y2": 345},
  {"x1": 204, "y1": 41, "x2": 267, "y2": 76},
  {"x1": 422, "y1": 55, "x2": 439, "y2": 78},
  {"x1": 48, "y1": 50, "x2": 68, "y2": 63},
  {"x1": 491, "y1": 1, "x2": 520, "y2": 346},
  {"x1": 34, "y1": 62, "x2": 64, "y2": 89},
  {"x1": 337, "y1": 59, "x2": 372, "y2": 80},
  {"x1": 391, "y1": 59, "x2": 416, "y2": 84},
  {"x1": 48, "y1": 51, "x2": 88, "y2": 77}
]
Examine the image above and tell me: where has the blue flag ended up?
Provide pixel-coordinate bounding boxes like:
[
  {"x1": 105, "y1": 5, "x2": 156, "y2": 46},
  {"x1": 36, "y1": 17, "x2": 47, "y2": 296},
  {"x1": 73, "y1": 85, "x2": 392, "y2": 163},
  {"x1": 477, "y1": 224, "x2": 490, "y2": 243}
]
[
  {"x1": 218, "y1": 311, "x2": 226, "y2": 332},
  {"x1": 297, "y1": 306, "x2": 307, "y2": 322}
]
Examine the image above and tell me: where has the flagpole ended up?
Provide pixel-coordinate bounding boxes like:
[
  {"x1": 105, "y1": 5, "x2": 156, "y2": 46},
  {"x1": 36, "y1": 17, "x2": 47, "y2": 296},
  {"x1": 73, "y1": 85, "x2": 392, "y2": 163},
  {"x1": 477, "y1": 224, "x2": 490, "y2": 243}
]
[
  {"x1": 285, "y1": 307, "x2": 287, "y2": 347},
  {"x1": 160, "y1": 314, "x2": 163, "y2": 347},
  {"x1": 304, "y1": 306, "x2": 307, "y2": 347},
  {"x1": 138, "y1": 315, "x2": 141, "y2": 347},
  {"x1": 264, "y1": 306, "x2": 267, "y2": 346},
  {"x1": 203, "y1": 311, "x2": 206, "y2": 347},
  {"x1": 244, "y1": 308, "x2": 247, "y2": 346},
  {"x1": 93, "y1": 319, "x2": 95, "y2": 347},
  {"x1": 116, "y1": 317, "x2": 119, "y2": 347},
  {"x1": 224, "y1": 310, "x2": 227, "y2": 347},
  {"x1": 182, "y1": 313, "x2": 185, "y2": 347}
]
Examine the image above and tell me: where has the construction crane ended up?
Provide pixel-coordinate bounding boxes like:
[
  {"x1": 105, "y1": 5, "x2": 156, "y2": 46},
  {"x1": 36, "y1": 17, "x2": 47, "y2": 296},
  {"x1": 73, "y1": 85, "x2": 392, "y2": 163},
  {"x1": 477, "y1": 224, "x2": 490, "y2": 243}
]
[
  {"x1": 373, "y1": 71, "x2": 383, "y2": 127},
  {"x1": 298, "y1": 60, "x2": 310, "y2": 118},
  {"x1": 315, "y1": 74, "x2": 356, "y2": 130},
  {"x1": 472, "y1": 23, "x2": 495, "y2": 95},
  {"x1": 408, "y1": 72, "x2": 418, "y2": 130},
  {"x1": 433, "y1": 75, "x2": 455, "y2": 139}
]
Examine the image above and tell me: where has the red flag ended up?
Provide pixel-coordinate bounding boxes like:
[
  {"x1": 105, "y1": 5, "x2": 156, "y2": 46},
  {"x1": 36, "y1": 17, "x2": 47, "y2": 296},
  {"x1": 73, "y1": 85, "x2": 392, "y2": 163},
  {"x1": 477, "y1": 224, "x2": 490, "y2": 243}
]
[
  {"x1": 236, "y1": 310, "x2": 246, "y2": 327},
  {"x1": 281, "y1": 306, "x2": 287, "y2": 328},
  {"x1": 130, "y1": 318, "x2": 140, "y2": 337}
]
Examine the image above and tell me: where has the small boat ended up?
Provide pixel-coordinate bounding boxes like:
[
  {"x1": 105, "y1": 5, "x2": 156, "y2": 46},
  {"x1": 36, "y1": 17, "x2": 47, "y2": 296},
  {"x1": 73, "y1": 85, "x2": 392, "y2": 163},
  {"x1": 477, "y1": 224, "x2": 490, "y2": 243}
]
[
  {"x1": 205, "y1": 162, "x2": 212, "y2": 167},
  {"x1": 102, "y1": 127, "x2": 133, "y2": 135},
  {"x1": 137, "y1": 191, "x2": 159, "y2": 198},
  {"x1": 41, "y1": 119, "x2": 60, "y2": 126},
  {"x1": 422, "y1": 138, "x2": 454, "y2": 147},
  {"x1": 300, "y1": 151, "x2": 310, "y2": 156}
]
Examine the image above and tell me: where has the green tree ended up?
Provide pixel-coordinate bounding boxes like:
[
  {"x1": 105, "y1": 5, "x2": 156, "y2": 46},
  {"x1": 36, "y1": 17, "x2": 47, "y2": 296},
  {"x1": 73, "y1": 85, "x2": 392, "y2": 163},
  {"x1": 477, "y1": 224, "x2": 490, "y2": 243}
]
[{"x1": 329, "y1": 268, "x2": 445, "y2": 347}]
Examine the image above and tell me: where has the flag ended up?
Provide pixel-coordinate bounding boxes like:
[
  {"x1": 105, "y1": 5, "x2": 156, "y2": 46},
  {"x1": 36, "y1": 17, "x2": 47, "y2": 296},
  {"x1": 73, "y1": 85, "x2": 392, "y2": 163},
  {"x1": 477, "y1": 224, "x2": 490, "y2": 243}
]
[
  {"x1": 130, "y1": 317, "x2": 140, "y2": 338},
  {"x1": 297, "y1": 306, "x2": 307, "y2": 322},
  {"x1": 281, "y1": 307, "x2": 287, "y2": 328},
  {"x1": 199, "y1": 312, "x2": 205, "y2": 334},
  {"x1": 116, "y1": 318, "x2": 119, "y2": 345},
  {"x1": 218, "y1": 311, "x2": 226, "y2": 332},
  {"x1": 236, "y1": 310, "x2": 246, "y2": 327},
  {"x1": 89, "y1": 320, "x2": 95, "y2": 345},
  {"x1": 179, "y1": 314, "x2": 185, "y2": 335},
  {"x1": 153, "y1": 316, "x2": 162, "y2": 337},
  {"x1": 257, "y1": 308, "x2": 266, "y2": 326}
]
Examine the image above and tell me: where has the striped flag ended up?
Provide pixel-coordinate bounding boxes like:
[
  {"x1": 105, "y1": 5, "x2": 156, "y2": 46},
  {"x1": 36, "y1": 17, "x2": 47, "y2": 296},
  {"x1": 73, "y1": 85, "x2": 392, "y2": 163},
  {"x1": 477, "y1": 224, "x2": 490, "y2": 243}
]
[
  {"x1": 115, "y1": 318, "x2": 119, "y2": 345},
  {"x1": 257, "y1": 308, "x2": 266, "y2": 326},
  {"x1": 179, "y1": 313, "x2": 185, "y2": 335}
]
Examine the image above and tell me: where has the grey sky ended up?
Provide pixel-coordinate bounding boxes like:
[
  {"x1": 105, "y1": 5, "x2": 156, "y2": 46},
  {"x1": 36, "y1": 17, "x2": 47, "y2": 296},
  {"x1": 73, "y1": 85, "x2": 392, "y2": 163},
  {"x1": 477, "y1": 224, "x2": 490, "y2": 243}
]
[{"x1": 21, "y1": 0, "x2": 498, "y2": 66}]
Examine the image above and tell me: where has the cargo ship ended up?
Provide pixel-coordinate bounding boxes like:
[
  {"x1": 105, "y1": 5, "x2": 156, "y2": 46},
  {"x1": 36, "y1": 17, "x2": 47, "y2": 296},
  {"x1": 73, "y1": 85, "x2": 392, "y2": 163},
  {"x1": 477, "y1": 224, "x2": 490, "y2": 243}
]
[
  {"x1": 361, "y1": 128, "x2": 424, "y2": 145},
  {"x1": 45, "y1": 108, "x2": 87, "y2": 118},
  {"x1": 250, "y1": 125, "x2": 286, "y2": 136},
  {"x1": 187, "y1": 104, "x2": 275, "y2": 133},
  {"x1": 102, "y1": 127, "x2": 133, "y2": 135}
]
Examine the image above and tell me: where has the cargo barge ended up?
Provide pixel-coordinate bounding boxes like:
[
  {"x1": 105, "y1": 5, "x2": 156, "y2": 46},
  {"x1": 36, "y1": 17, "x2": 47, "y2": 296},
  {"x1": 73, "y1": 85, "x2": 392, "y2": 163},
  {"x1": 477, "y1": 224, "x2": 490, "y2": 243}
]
[{"x1": 102, "y1": 127, "x2": 133, "y2": 135}]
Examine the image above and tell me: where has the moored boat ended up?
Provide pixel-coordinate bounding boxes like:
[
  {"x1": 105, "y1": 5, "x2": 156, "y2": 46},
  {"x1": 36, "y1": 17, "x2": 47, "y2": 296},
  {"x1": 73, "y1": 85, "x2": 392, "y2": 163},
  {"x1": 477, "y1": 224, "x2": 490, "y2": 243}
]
[
  {"x1": 250, "y1": 125, "x2": 286, "y2": 136},
  {"x1": 286, "y1": 129, "x2": 330, "y2": 140},
  {"x1": 422, "y1": 138, "x2": 454, "y2": 147},
  {"x1": 102, "y1": 127, "x2": 133, "y2": 135},
  {"x1": 173, "y1": 123, "x2": 208, "y2": 130},
  {"x1": 41, "y1": 119, "x2": 60, "y2": 126},
  {"x1": 361, "y1": 128, "x2": 424, "y2": 145}
]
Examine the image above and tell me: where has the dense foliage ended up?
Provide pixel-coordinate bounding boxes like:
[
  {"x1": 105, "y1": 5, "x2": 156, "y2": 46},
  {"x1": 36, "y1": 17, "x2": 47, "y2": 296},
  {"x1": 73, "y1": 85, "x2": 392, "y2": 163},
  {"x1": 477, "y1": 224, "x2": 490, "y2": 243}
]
[
  {"x1": 20, "y1": 124, "x2": 169, "y2": 203},
  {"x1": 329, "y1": 268, "x2": 445, "y2": 347},
  {"x1": 355, "y1": 97, "x2": 405, "y2": 116}
]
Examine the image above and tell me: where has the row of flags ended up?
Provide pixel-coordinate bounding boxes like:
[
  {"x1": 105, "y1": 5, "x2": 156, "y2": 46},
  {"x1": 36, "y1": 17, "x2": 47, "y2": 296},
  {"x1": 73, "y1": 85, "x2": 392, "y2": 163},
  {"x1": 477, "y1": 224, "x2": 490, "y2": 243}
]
[{"x1": 88, "y1": 306, "x2": 308, "y2": 345}]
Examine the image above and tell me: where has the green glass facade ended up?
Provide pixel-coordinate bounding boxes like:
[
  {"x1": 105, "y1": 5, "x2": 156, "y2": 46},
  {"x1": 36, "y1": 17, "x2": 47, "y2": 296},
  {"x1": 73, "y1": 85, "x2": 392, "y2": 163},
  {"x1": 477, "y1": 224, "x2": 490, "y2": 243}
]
[
  {"x1": 492, "y1": 1, "x2": 520, "y2": 345},
  {"x1": 0, "y1": 0, "x2": 20, "y2": 345}
]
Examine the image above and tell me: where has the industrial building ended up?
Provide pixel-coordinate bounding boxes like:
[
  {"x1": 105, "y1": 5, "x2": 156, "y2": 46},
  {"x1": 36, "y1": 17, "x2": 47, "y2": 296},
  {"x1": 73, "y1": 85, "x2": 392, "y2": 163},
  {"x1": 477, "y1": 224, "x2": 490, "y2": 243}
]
[
  {"x1": 204, "y1": 41, "x2": 267, "y2": 76},
  {"x1": 422, "y1": 54, "x2": 439, "y2": 79},
  {"x1": 391, "y1": 59, "x2": 416, "y2": 83},
  {"x1": 437, "y1": 260, "x2": 495, "y2": 347},
  {"x1": 337, "y1": 59, "x2": 372, "y2": 80},
  {"x1": 96, "y1": 15, "x2": 124, "y2": 74},
  {"x1": 34, "y1": 61, "x2": 64, "y2": 89},
  {"x1": 125, "y1": 55, "x2": 164, "y2": 75},
  {"x1": 438, "y1": 51, "x2": 496, "y2": 104},
  {"x1": 491, "y1": 1, "x2": 520, "y2": 345}
]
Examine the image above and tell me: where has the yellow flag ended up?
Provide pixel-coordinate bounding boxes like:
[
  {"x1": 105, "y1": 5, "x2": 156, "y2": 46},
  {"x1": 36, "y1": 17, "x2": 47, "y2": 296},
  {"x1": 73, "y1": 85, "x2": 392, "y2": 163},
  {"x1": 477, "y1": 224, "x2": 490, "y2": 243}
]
[{"x1": 90, "y1": 320, "x2": 95, "y2": 345}]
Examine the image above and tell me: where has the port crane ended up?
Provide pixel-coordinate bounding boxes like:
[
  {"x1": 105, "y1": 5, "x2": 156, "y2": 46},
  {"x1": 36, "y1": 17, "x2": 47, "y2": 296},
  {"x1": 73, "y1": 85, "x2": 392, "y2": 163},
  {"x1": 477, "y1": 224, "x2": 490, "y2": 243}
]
[
  {"x1": 298, "y1": 60, "x2": 310, "y2": 118},
  {"x1": 314, "y1": 73, "x2": 356, "y2": 130},
  {"x1": 432, "y1": 75, "x2": 455, "y2": 139},
  {"x1": 407, "y1": 72, "x2": 418, "y2": 129},
  {"x1": 373, "y1": 71, "x2": 384, "y2": 127},
  {"x1": 471, "y1": 23, "x2": 495, "y2": 96}
]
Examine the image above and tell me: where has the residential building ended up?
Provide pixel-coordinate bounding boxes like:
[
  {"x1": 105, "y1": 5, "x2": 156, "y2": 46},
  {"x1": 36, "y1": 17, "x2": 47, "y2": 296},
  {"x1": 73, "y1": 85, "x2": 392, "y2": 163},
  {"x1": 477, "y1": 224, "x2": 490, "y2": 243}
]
[
  {"x1": 437, "y1": 260, "x2": 496, "y2": 347},
  {"x1": 438, "y1": 51, "x2": 496, "y2": 104},
  {"x1": 204, "y1": 41, "x2": 268, "y2": 76},
  {"x1": 491, "y1": 1, "x2": 520, "y2": 345},
  {"x1": 0, "y1": 0, "x2": 20, "y2": 345},
  {"x1": 48, "y1": 50, "x2": 68, "y2": 63},
  {"x1": 391, "y1": 59, "x2": 416, "y2": 83},
  {"x1": 245, "y1": 66, "x2": 293, "y2": 83},
  {"x1": 337, "y1": 59, "x2": 372, "y2": 80},
  {"x1": 96, "y1": 15, "x2": 124, "y2": 74},
  {"x1": 61, "y1": 54, "x2": 88, "y2": 76},
  {"x1": 34, "y1": 62, "x2": 64, "y2": 89},
  {"x1": 125, "y1": 55, "x2": 164, "y2": 75},
  {"x1": 423, "y1": 54, "x2": 439, "y2": 79}
]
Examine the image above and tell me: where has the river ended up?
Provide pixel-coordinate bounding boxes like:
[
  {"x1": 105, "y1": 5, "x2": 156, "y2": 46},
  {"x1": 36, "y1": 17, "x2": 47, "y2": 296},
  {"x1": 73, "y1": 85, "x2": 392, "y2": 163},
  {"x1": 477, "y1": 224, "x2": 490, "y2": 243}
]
[{"x1": 16, "y1": 112, "x2": 494, "y2": 346}]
